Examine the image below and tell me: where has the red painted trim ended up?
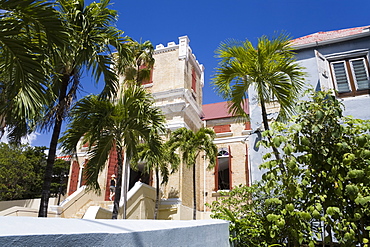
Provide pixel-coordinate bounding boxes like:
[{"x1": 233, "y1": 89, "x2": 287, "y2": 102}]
[
  {"x1": 191, "y1": 68, "x2": 196, "y2": 92},
  {"x1": 105, "y1": 148, "x2": 118, "y2": 201},
  {"x1": 214, "y1": 155, "x2": 219, "y2": 191},
  {"x1": 80, "y1": 159, "x2": 89, "y2": 186},
  {"x1": 228, "y1": 146, "x2": 232, "y2": 190},
  {"x1": 68, "y1": 160, "x2": 80, "y2": 196},
  {"x1": 245, "y1": 146, "x2": 250, "y2": 187}
]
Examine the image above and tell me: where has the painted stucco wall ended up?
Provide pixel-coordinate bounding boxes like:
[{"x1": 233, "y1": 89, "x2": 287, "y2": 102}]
[
  {"x1": 0, "y1": 198, "x2": 58, "y2": 212},
  {"x1": 295, "y1": 36, "x2": 370, "y2": 120},
  {"x1": 0, "y1": 217, "x2": 229, "y2": 247},
  {"x1": 247, "y1": 85, "x2": 275, "y2": 182},
  {"x1": 248, "y1": 35, "x2": 370, "y2": 183}
]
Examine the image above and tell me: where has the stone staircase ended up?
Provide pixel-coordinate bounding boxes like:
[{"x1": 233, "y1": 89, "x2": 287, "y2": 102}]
[{"x1": 70, "y1": 201, "x2": 113, "y2": 219}]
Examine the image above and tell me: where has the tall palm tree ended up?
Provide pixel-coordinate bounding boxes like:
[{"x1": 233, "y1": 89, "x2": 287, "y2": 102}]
[
  {"x1": 131, "y1": 135, "x2": 180, "y2": 219},
  {"x1": 60, "y1": 85, "x2": 165, "y2": 219},
  {"x1": 168, "y1": 127, "x2": 217, "y2": 220},
  {"x1": 212, "y1": 34, "x2": 305, "y2": 162},
  {"x1": 37, "y1": 0, "x2": 129, "y2": 217},
  {"x1": 0, "y1": 0, "x2": 67, "y2": 142},
  {"x1": 212, "y1": 34, "x2": 305, "y2": 130}
]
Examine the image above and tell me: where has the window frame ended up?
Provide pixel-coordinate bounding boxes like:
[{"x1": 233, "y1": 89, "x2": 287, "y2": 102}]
[{"x1": 329, "y1": 56, "x2": 370, "y2": 97}]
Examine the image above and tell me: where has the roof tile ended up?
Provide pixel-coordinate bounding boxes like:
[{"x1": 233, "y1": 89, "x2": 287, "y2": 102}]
[
  {"x1": 291, "y1": 25, "x2": 370, "y2": 46},
  {"x1": 202, "y1": 101, "x2": 249, "y2": 120}
]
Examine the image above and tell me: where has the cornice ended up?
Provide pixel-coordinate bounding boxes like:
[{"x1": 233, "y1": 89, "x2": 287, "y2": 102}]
[{"x1": 213, "y1": 135, "x2": 248, "y2": 144}]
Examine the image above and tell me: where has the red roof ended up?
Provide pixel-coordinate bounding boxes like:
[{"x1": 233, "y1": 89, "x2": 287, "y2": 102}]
[
  {"x1": 291, "y1": 25, "x2": 370, "y2": 46},
  {"x1": 202, "y1": 101, "x2": 249, "y2": 120}
]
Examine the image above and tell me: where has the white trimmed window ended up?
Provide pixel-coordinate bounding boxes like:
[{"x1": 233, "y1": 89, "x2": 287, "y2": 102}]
[{"x1": 330, "y1": 57, "x2": 370, "y2": 97}]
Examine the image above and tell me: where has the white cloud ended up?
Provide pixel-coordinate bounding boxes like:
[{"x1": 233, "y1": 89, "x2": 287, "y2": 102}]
[
  {"x1": 0, "y1": 128, "x2": 40, "y2": 145},
  {"x1": 21, "y1": 132, "x2": 39, "y2": 145}
]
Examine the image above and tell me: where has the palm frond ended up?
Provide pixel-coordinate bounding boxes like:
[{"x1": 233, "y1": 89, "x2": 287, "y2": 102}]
[
  {"x1": 212, "y1": 33, "x2": 306, "y2": 126},
  {"x1": 84, "y1": 134, "x2": 115, "y2": 193},
  {"x1": 0, "y1": 0, "x2": 68, "y2": 142},
  {"x1": 168, "y1": 127, "x2": 217, "y2": 168}
]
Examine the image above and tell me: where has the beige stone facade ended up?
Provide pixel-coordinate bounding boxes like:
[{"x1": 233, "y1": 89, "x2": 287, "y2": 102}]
[
  {"x1": 146, "y1": 36, "x2": 205, "y2": 210},
  {"x1": 201, "y1": 103, "x2": 251, "y2": 211},
  {"x1": 150, "y1": 37, "x2": 251, "y2": 213},
  {"x1": 65, "y1": 36, "x2": 251, "y2": 218}
]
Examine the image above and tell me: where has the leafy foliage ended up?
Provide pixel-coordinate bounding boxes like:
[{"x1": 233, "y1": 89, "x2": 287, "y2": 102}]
[
  {"x1": 207, "y1": 185, "x2": 268, "y2": 246},
  {"x1": 0, "y1": 143, "x2": 69, "y2": 201},
  {"x1": 0, "y1": 144, "x2": 46, "y2": 200},
  {"x1": 260, "y1": 91, "x2": 370, "y2": 246},
  {"x1": 50, "y1": 158, "x2": 70, "y2": 198},
  {"x1": 209, "y1": 90, "x2": 370, "y2": 246}
]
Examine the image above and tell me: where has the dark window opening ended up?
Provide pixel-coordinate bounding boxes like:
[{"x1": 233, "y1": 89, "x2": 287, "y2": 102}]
[
  {"x1": 217, "y1": 156, "x2": 230, "y2": 190},
  {"x1": 129, "y1": 164, "x2": 150, "y2": 190},
  {"x1": 215, "y1": 147, "x2": 232, "y2": 191}
]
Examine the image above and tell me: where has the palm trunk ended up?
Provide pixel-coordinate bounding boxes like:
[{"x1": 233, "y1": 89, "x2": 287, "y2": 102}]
[
  {"x1": 38, "y1": 117, "x2": 63, "y2": 217},
  {"x1": 122, "y1": 153, "x2": 131, "y2": 219},
  {"x1": 112, "y1": 146, "x2": 123, "y2": 219},
  {"x1": 193, "y1": 163, "x2": 197, "y2": 220},
  {"x1": 260, "y1": 100, "x2": 286, "y2": 176},
  {"x1": 154, "y1": 167, "x2": 160, "y2": 220},
  {"x1": 260, "y1": 100, "x2": 281, "y2": 159},
  {"x1": 38, "y1": 75, "x2": 69, "y2": 217}
]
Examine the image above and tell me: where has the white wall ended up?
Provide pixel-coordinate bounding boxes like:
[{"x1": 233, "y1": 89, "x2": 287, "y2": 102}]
[
  {"x1": 0, "y1": 198, "x2": 58, "y2": 211},
  {"x1": 0, "y1": 217, "x2": 229, "y2": 247}
]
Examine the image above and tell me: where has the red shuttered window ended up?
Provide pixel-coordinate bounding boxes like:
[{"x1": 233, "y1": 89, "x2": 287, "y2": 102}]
[
  {"x1": 139, "y1": 65, "x2": 153, "y2": 85},
  {"x1": 191, "y1": 68, "x2": 197, "y2": 92}
]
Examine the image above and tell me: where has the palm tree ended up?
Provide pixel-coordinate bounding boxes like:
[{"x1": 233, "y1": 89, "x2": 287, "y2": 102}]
[
  {"x1": 0, "y1": 0, "x2": 67, "y2": 142},
  {"x1": 212, "y1": 34, "x2": 305, "y2": 130},
  {"x1": 212, "y1": 34, "x2": 305, "y2": 162},
  {"x1": 168, "y1": 127, "x2": 217, "y2": 220},
  {"x1": 37, "y1": 0, "x2": 129, "y2": 217},
  {"x1": 131, "y1": 135, "x2": 180, "y2": 219},
  {"x1": 118, "y1": 40, "x2": 155, "y2": 86},
  {"x1": 60, "y1": 84, "x2": 165, "y2": 219}
]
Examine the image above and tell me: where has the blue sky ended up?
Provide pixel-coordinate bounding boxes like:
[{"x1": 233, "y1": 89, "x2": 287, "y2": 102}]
[
  {"x1": 117, "y1": 0, "x2": 370, "y2": 104},
  {"x1": 15, "y1": 0, "x2": 370, "y2": 147}
]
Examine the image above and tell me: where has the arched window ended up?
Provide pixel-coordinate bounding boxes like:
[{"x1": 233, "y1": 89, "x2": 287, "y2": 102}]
[{"x1": 214, "y1": 147, "x2": 232, "y2": 191}]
